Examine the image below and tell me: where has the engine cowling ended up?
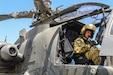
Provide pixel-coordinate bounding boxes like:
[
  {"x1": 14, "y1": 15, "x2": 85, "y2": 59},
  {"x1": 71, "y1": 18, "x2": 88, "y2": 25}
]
[
  {"x1": 0, "y1": 44, "x2": 23, "y2": 62},
  {"x1": 1, "y1": 44, "x2": 18, "y2": 61}
]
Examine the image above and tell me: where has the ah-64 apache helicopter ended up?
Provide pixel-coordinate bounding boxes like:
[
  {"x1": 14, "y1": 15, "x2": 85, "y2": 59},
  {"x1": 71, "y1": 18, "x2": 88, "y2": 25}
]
[{"x1": 0, "y1": 0, "x2": 113, "y2": 75}]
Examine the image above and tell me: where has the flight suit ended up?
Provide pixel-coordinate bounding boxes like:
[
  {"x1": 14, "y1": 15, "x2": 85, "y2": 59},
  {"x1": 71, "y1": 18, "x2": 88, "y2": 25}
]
[{"x1": 73, "y1": 36, "x2": 101, "y2": 65}]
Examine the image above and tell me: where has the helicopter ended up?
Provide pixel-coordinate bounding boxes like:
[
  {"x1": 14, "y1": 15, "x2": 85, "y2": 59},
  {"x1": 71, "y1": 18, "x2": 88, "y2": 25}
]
[{"x1": 0, "y1": 0, "x2": 113, "y2": 75}]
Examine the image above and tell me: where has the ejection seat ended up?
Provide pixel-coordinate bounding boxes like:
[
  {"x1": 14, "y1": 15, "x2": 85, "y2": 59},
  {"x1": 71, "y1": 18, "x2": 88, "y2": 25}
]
[{"x1": 58, "y1": 29, "x2": 79, "y2": 64}]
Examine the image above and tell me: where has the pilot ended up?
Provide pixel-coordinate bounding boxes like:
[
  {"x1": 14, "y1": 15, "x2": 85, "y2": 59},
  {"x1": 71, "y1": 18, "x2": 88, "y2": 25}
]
[{"x1": 73, "y1": 24, "x2": 101, "y2": 65}]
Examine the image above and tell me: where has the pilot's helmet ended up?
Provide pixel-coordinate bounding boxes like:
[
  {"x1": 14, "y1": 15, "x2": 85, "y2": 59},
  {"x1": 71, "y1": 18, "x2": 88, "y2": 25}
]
[{"x1": 80, "y1": 24, "x2": 96, "y2": 37}]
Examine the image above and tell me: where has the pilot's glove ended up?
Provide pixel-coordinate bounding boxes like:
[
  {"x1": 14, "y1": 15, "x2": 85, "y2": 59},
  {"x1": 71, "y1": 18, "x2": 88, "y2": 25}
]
[
  {"x1": 90, "y1": 40, "x2": 97, "y2": 47},
  {"x1": 80, "y1": 45, "x2": 90, "y2": 53},
  {"x1": 85, "y1": 49, "x2": 101, "y2": 65}
]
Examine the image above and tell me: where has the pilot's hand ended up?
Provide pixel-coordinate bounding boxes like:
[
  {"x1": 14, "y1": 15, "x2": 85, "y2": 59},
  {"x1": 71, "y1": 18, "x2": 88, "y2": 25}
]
[
  {"x1": 80, "y1": 45, "x2": 90, "y2": 53},
  {"x1": 90, "y1": 40, "x2": 97, "y2": 47},
  {"x1": 85, "y1": 49, "x2": 101, "y2": 65}
]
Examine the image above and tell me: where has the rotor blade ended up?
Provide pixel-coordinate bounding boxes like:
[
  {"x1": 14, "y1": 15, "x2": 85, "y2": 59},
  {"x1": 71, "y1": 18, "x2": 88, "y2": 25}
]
[
  {"x1": 0, "y1": 10, "x2": 36, "y2": 21},
  {"x1": 0, "y1": 14, "x2": 12, "y2": 21}
]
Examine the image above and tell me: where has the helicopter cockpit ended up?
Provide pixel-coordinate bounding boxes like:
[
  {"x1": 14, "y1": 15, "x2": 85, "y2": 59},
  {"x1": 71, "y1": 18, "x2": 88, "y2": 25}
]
[
  {"x1": 0, "y1": 1, "x2": 113, "y2": 74},
  {"x1": 53, "y1": 2, "x2": 111, "y2": 65}
]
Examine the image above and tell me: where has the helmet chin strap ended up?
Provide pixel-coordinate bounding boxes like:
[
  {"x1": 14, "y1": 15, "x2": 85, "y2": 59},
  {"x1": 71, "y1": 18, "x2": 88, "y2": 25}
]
[{"x1": 82, "y1": 35, "x2": 88, "y2": 40}]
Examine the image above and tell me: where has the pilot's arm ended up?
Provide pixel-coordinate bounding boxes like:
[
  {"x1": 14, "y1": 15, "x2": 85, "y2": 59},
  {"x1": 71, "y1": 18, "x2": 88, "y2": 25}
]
[
  {"x1": 73, "y1": 38, "x2": 101, "y2": 65},
  {"x1": 73, "y1": 38, "x2": 90, "y2": 54}
]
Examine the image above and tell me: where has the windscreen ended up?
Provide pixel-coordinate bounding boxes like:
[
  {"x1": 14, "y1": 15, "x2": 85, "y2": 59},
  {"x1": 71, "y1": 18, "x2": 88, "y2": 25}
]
[{"x1": 54, "y1": 2, "x2": 109, "y2": 24}]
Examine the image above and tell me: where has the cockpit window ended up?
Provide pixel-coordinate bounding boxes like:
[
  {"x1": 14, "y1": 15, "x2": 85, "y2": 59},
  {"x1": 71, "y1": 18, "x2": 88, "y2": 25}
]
[
  {"x1": 81, "y1": 13, "x2": 110, "y2": 24},
  {"x1": 54, "y1": 6, "x2": 102, "y2": 22},
  {"x1": 77, "y1": 5, "x2": 101, "y2": 16},
  {"x1": 54, "y1": 3, "x2": 109, "y2": 25}
]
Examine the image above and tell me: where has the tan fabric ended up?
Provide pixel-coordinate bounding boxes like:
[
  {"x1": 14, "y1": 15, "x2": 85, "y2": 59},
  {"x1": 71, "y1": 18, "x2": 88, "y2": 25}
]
[
  {"x1": 73, "y1": 38, "x2": 90, "y2": 54},
  {"x1": 85, "y1": 49, "x2": 101, "y2": 65},
  {"x1": 73, "y1": 37, "x2": 101, "y2": 65}
]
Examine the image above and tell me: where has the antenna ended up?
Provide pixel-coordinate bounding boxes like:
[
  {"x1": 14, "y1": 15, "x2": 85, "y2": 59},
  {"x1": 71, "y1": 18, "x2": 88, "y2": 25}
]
[{"x1": 4, "y1": 36, "x2": 7, "y2": 42}]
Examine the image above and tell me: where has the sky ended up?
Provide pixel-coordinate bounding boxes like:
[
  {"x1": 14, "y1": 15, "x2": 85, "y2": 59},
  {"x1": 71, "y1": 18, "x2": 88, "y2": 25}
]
[{"x1": 0, "y1": 0, "x2": 113, "y2": 44}]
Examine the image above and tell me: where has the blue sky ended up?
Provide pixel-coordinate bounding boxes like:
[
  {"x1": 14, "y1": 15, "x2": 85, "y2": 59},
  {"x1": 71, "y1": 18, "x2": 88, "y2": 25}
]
[{"x1": 0, "y1": 0, "x2": 113, "y2": 44}]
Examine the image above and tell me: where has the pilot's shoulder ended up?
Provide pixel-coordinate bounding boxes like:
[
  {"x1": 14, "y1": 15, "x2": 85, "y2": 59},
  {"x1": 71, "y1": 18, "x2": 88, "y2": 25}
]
[
  {"x1": 74, "y1": 38, "x2": 84, "y2": 44},
  {"x1": 74, "y1": 38, "x2": 84, "y2": 42}
]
